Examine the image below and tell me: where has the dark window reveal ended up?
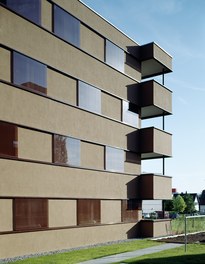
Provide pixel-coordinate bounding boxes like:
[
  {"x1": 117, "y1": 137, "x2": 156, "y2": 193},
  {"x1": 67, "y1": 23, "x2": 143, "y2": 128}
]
[
  {"x1": 54, "y1": 5, "x2": 80, "y2": 47},
  {"x1": 0, "y1": 122, "x2": 17, "y2": 157},
  {"x1": 13, "y1": 198, "x2": 48, "y2": 231},
  {"x1": 13, "y1": 52, "x2": 47, "y2": 94},
  {"x1": 1, "y1": 0, "x2": 41, "y2": 24},
  {"x1": 77, "y1": 199, "x2": 100, "y2": 225},
  {"x1": 53, "y1": 135, "x2": 80, "y2": 166}
]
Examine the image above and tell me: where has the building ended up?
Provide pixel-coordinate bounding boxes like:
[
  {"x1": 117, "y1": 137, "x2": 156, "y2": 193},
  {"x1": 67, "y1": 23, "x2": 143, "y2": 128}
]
[{"x1": 0, "y1": 0, "x2": 173, "y2": 259}]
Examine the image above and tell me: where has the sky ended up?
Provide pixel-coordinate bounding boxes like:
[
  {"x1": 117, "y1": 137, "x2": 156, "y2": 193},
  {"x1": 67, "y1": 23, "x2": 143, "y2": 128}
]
[{"x1": 82, "y1": 0, "x2": 205, "y2": 194}]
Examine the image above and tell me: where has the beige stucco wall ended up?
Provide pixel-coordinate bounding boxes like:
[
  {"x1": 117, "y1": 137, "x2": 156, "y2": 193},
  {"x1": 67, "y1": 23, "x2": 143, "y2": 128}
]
[
  {"x1": 81, "y1": 141, "x2": 104, "y2": 170},
  {"x1": 0, "y1": 222, "x2": 137, "y2": 259},
  {"x1": 101, "y1": 92, "x2": 122, "y2": 121},
  {"x1": 18, "y1": 127, "x2": 52, "y2": 162},
  {"x1": 154, "y1": 129, "x2": 172, "y2": 157},
  {"x1": 47, "y1": 69, "x2": 77, "y2": 105},
  {"x1": 154, "y1": 82, "x2": 172, "y2": 114},
  {"x1": 0, "y1": 199, "x2": 12, "y2": 232},
  {"x1": 0, "y1": 83, "x2": 138, "y2": 152},
  {"x1": 49, "y1": 200, "x2": 77, "y2": 228},
  {"x1": 153, "y1": 176, "x2": 172, "y2": 200},
  {"x1": 52, "y1": 0, "x2": 138, "y2": 52},
  {"x1": 0, "y1": 47, "x2": 10, "y2": 82},
  {"x1": 124, "y1": 161, "x2": 140, "y2": 174},
  {"x1": 81, "y1": 24, "x2": 105, "y2": 61},
  {"x1": 101, "y1": 200, "x2": 121, "y2": 224},
  {"x1": 0, "y1": 8, "x2": 137, "y2": 101},
  {"x1": 0, "y1": 159, "x2": 138, "y2": 199},
  {"x1": 41, "y1": 0, "x2": 52, "y2": 31}
]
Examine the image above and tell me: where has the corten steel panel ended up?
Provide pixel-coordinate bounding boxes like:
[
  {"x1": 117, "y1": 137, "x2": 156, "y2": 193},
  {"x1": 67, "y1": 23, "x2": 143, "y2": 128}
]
[
  {"x1": 140, "y1": 80, "x2": 172, "y2": 119},
  {"x1": 77, "y1": 199, "x2": 100, "y2": 225},
  {"x1": 0, "y1": 222, "x2": 137, "y2": 259},
  {"x1": 0, "y1": 47, "x2": 11, "y2": 82},
  {"x1": 0, "y1": 83, "x2": 138, "y2": 151},
  {"x1": 138, "y1": 174, "x2": 172, "y2": 200},
  {"x1": 0, "y1": 8, "x2": 138, "y2": 100},
  {"x1": 0, "y1": 122, "x2": 17, "y2": 157},
  {"x1": 0, "y1": 159, "x2": 138, "y2": 199},
  {"x1": 13, "y1": 198, "x2": 48, "y2": 231},
  {"x1": 121, "y1": 200, "x2": 141, "y2": 223},
  {"x1": 140, "y1": 42, "x2": 172, "y2": 79},
  {"x1": 139, "y1": 127, "x2": 172, "y2": 159}
]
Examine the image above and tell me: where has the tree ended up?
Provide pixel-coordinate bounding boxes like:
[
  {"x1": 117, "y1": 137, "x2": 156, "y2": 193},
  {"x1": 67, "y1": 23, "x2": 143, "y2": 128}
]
[
  {"x1": 183, "y1": 193, "x2": 195, "y2": 214},
  {"x1": 173, "y1": 195, "x2": 186, "y2": 213}
]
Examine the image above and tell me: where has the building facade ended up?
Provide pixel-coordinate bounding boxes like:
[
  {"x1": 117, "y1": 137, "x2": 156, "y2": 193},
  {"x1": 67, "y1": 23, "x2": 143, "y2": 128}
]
[{"x1": 0, "y1": 0, "x2": 172, "y2": 259}]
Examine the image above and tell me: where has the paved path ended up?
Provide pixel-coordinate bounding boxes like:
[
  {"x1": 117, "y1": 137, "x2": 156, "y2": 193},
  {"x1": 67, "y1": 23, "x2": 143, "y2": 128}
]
[{"x1": 78, "y1": 243, "x2": 183, "y2": 264}]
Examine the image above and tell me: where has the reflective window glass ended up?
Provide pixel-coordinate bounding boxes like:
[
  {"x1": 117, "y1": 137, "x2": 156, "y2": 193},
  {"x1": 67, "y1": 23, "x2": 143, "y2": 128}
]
[
  {"x1": 2, "y1": 0, "x2": 41, "y2": 24},
  {"x1": 106, "y1": 146, "x2": 124, "y2": 172},
  {"x1": 54, "y1": 5, "x2": 80, "y2": 47},
  {"x1": 77, "y1": 199, "x2": 100, "y2": 225},
  {"x1": 78, "y1": 81, "x2": 101, "y2": 114},
  {"x1": 13, "y1": 52, "x2": 47, "y2": 94},
  {"x1": 105, "y1": 40, "x2": 124, "y2": 72},
  {"x1": 123, "y1": 101, "x2": 139, "y2": 127},
  {"x1": 53, "y1": 135, "x2": 80, "y2": 166}
]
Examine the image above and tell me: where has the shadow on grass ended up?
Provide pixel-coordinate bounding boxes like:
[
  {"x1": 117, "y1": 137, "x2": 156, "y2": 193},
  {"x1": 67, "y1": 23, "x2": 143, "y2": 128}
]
[{"x1": 126, "y1": 253, "x2": 205, "y2": 264}]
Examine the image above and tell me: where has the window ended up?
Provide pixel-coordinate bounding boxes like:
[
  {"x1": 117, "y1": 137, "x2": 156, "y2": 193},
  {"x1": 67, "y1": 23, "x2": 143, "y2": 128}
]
[
  {"x1": 13, "y1": 52, "x2": 47, "y2": 94},
  {"x1": 78, "y1": 81, "x2": 101, "y2": 114},
  {"x1": 77, "y1": 199, "x2": 100, "y2": 225},
  {"x1": 53, "y1": 5, "x2": 80, "y2": 47},
  {"x1": 105, "y1": 40, "x2": 124, "y2": 72},
  {"x1": 13, "y1": 198, "x2": 48, "y2": 231},
  {"x1": 105, "y1": 146, "x2": 124, "y2": 172},
  {"x1": 0, "y1": 122, "x2": 17, "y2": 157},
  {"x1": 53, "y1": 135, "x2": 80, "y2": 166},
  {"x1": 123, "y1": 101, "x2": 139, "y2": 127},
  {"x1": 1, "y1": 0, "x2": 41, "y2": 24}
]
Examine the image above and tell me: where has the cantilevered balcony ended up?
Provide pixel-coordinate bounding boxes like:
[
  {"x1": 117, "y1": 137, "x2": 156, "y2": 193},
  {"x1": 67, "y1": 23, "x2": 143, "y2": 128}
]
[
  {"x1": 139, "y1": 80, "x2": 172, "y2": 119},
  {"x1": 139, "y1": 42, "x2": 172, "y2": 79},
  {"x1": 138, "y1": 127, "x2": 172, "y2": 159},
  {"x1": 138, "y1": 173, "x2": 172, "y2": 200}
]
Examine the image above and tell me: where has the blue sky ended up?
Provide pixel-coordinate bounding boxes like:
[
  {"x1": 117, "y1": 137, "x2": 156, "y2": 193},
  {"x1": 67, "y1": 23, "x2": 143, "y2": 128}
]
[{"x1": 82, "y1": 0, "x2": 205, "y2": 194}]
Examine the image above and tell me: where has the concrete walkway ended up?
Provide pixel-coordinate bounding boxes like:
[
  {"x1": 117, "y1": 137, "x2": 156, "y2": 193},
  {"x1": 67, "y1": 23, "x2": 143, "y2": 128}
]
[{"x1": 78, "y1": 243, "x2": 183, "y2": 264}]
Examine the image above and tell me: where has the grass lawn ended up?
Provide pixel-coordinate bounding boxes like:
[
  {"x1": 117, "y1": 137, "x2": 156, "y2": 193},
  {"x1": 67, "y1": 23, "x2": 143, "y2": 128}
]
[
  {"x1": 118, "y1": 244, "x2": 205, "y2": 264},
  {"x1": 9, "y1": 239, "x2": 162, "y2": 264}
]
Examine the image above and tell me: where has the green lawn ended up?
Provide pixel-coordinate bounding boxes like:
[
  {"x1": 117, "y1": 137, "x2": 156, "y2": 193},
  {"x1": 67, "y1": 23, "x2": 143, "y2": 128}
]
[
  {"x1": 9, "y1": 239, "x2": 162, "y2": 264},
  {"x1": 117, "y1": 244, "x2": 205, "y2": 264}
]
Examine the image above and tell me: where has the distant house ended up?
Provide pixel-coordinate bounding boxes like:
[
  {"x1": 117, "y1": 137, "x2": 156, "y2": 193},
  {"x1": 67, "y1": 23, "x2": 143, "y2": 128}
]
[
  {"x1": 199, "y1": 190, "x2": 205, "y2": 214},
  {"x1": 173, "y1": 193, "x2": 199, "y2": 212}
]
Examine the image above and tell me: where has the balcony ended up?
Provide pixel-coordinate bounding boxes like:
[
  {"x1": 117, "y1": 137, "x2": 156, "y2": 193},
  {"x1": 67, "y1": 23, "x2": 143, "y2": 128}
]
[
  {"x1": 139, "y1": 42, "x2": 172, "y2": 79},
  {"x1": 138, "y1": 127, "x2": 172, "y2": 159},
  {"x1": 139, "y1": 80, "x2": 172, "y2": 119},
  {"x1": 138, "y1": 173, "x2": 172, "y2": 200}
]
